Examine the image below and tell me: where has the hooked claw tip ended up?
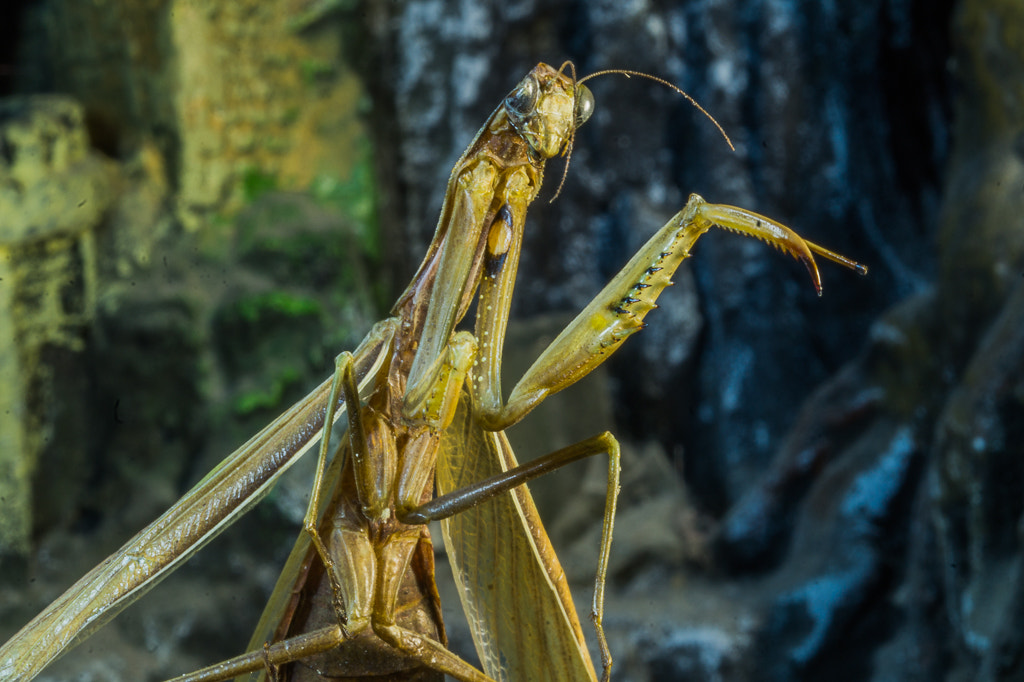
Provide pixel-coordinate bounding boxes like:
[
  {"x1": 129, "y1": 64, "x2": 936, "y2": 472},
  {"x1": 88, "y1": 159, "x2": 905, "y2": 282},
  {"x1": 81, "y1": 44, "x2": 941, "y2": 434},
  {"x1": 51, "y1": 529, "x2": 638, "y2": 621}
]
[
  {"x1": 802, "y1": 260, "x2": 823, "y2": 297},
  {"x1": 813, "y1": 270, "x2": 824, "y2": 295}
]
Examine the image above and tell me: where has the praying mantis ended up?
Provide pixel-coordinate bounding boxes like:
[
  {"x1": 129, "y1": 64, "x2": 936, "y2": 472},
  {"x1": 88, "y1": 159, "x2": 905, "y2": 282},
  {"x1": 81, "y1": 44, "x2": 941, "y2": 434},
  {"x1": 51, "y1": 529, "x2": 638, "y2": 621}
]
[{"x1": 0, "y1": 62, "x2": 865, "y2": 681}]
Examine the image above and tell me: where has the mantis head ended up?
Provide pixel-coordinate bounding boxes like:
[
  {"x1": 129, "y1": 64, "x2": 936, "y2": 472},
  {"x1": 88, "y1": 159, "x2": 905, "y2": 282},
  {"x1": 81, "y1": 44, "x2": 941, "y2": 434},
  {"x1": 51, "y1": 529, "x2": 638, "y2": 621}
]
[{"x1": 504, "y1": 62, "x2": 594, "y2": 161}]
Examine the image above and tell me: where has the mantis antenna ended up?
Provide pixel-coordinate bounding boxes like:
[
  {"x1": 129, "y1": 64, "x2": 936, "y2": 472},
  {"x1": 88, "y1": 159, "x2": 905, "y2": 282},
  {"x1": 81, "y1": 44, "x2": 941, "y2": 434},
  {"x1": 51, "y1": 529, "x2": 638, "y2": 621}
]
[{"x1": 550, "y1": 64, "x2": 735, "y2": 202}]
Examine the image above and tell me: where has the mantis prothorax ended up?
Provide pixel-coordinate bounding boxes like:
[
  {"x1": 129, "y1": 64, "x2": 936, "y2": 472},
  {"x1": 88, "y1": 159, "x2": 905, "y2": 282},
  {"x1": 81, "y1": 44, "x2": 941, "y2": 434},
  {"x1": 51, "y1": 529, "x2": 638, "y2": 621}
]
[{"x1": 0, "y1": 61, "x2": 865, "y2": 682}]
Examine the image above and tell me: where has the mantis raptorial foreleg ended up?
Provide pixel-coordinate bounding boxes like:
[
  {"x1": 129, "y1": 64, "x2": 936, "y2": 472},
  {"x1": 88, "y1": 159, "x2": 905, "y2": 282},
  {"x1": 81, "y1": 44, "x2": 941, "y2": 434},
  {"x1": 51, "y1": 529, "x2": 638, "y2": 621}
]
[
  {"x1": 444, "y1": 191, "x2": 865, "y2": 680},
  {"x1": 473, "y1": 193, "x2": 846, "y2": 431}
]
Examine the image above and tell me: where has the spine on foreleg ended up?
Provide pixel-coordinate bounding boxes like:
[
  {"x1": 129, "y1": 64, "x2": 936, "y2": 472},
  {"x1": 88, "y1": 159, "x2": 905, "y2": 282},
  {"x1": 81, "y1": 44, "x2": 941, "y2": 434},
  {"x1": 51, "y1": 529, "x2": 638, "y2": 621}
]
[
  {"x1": 512, "y1": 195, "x2": 713, "y2": 397},
  {"x1": 581, "y1": 193, "x2": 713, "y2": 354}
]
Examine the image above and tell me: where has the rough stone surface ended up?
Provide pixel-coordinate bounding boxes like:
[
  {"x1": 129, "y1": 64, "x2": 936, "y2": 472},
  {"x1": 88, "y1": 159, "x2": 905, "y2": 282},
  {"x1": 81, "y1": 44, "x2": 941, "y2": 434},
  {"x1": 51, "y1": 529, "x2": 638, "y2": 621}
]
[
  {"x1": 18, "y1": 0, "x2": 372, "y2": 231},
  {"x1": 711, "y1": 1, "x2": 1024, "y2": 681},
  {"x1": 0, "y1": 95, "x2": 112, "y2": 561}
]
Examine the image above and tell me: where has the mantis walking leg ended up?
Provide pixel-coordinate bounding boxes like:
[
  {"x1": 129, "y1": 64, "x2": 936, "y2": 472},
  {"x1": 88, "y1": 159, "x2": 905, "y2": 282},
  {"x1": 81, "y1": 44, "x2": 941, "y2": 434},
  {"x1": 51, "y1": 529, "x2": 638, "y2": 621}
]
[
  {"x1": 216, "y1": 329, "x2": 490, "y2": 682},
  {"x1": 414, "y1": 430, "x2": 622, "y2": 680},
  {"x1": 299, "y1": 350, "x2": 360, "y2": 629}
]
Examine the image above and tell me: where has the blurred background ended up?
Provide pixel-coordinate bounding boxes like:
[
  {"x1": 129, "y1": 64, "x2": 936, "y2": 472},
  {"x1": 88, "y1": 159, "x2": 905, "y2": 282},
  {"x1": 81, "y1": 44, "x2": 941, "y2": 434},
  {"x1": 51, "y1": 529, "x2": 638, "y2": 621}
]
[{"x1": 1, "y1": 0, "x2": 1021, "y2": 680}]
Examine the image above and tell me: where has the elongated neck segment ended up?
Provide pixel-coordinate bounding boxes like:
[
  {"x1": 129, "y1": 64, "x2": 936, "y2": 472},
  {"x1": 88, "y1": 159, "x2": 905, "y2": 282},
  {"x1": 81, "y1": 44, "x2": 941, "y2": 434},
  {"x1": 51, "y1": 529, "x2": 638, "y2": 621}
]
[{"x1": 391, "y1": 63, "x2": 588, "y2": 390}]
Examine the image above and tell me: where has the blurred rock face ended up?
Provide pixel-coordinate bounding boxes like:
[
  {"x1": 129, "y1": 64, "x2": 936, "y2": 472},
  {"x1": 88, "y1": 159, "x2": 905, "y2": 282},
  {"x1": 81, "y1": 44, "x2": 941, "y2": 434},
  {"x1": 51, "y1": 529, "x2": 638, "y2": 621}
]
[
  {"x1": 928, "y1": 2, "x2": 1024, "y2": 679},
  {"x1": 710, "y1": 1, "x2": 1024, "y2": 680}
]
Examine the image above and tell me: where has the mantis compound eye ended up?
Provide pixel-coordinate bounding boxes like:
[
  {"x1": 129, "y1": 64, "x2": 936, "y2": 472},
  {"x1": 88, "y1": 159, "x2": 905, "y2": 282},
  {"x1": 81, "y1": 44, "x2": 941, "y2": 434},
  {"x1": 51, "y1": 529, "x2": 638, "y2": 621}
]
[
  {"x1": 574, "y1": 84, "x2": 594, "y2": 127},
  {"x1": 505, "y1": 75, "x2": 540, "y2": 118}
]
